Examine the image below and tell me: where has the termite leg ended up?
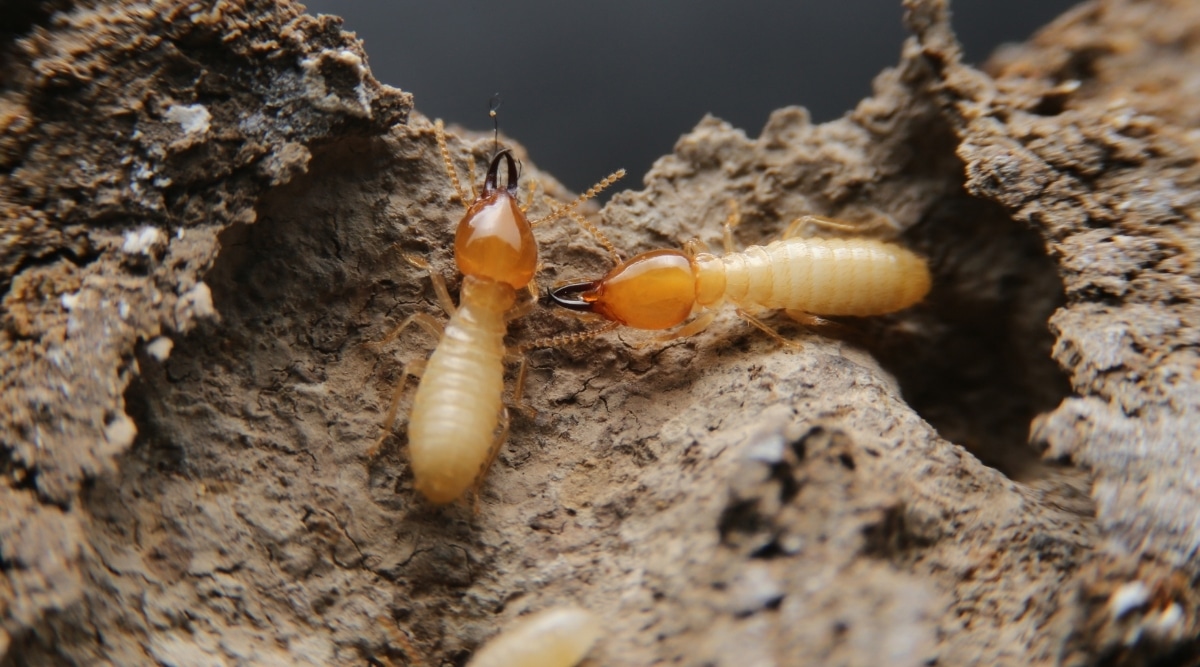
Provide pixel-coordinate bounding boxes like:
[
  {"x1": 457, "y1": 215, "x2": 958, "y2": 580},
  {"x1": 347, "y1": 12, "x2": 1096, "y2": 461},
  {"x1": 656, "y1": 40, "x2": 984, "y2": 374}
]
[
  {"x1": 736, "y1": 308, "x2": 802, "y2": 350},
  {"x1": 649, "y1": 310, "x2": 718, "y2": 345},
  {"x1": 428, "y1": 271, "x2": 456, "y2": 317},
  {"x1": 785, "y1": 309, "x2": 855, "y2": 340},
  {"x1": 375, "y1": 312, "x2": 444, "y2": 349},
  {"x1": 506, "y1": 354, "x2": 537, "y2": 419},
  {"x1": 469, "y1": 407, "x2": 512, "y2": 512},
  {"x1": 505, "y1": 287, "x2": 538, "y2": 322},
  {"x1": 368, "y1": 358, "x2": 428, "y2": 459},
  {"x1": 784, "y1": 309, "x2": 833, "y2": 328},
  {"x1": 683, "y1": 237, "x2": 711, "y2": 257},
  {"x1": 404, "y1": 254, "x2": 457, "y2": 317},
  {"x1": 434, "y1": 119, "x2": 468, "y2": 206},
  {"x1": 783, "y1": 215, "x2": 858, "y2": 239},
  {"x1": 723, "y1": 199, "x2": 743, "y2": 254}
]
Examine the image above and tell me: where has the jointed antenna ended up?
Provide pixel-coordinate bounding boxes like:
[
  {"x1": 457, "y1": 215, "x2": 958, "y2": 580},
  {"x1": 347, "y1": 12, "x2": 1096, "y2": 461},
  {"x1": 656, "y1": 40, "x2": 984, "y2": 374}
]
[{"x1": 488, "y1": 93, "x2": 503, "y2": 156}]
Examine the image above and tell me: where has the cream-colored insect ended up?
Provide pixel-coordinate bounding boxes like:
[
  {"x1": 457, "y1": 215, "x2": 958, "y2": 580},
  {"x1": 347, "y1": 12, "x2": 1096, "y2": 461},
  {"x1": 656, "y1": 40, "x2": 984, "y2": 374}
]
[
  {"x1": 549, "y1": 202, "x2": 931, "y2": 343},
  {"x1": 372, "y1": 120, "x2": 622, "y2": 504},
  {"x1": 465, "y1": 606, "x2": 601, "y2": 667}
]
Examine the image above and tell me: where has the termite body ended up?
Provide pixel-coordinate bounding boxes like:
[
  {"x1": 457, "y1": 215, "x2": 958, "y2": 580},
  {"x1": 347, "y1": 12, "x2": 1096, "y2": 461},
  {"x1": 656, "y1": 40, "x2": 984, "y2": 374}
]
[
  {"x1": 374, "y1": 121, "x2": 622, "y2": 504},
  {"x1": 465, "y1": 606, "x2": 601, "y2": 667},
  {"x1": 405, "y1": 146, "x2": 533, "y2": 504},
  {"x1": 550, "y1": 206, "x2": 931, "y2": 341}
]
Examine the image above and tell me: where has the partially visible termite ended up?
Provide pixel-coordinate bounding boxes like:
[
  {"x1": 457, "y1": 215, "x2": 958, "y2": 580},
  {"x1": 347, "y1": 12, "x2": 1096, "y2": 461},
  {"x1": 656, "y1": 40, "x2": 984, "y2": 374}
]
[
  {"x1": 371, "y1": 119, "x2": 623, "y2": 504},
  {"x1": 548, "y1": 201, "x2": 931, "y2": 344},
  {"x1": 465, "y1": 606, "x2": 600, "y2": 667}
]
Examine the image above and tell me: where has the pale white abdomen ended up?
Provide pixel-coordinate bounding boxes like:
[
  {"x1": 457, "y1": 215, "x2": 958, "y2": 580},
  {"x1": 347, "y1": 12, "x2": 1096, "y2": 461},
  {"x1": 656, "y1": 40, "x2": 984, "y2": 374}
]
[
  {"x1": 407, "y1": 282, "x2": 509, "y2": 504},
  {"x1": 717, "y1": 237, "x2": 931, "y2": 316}
]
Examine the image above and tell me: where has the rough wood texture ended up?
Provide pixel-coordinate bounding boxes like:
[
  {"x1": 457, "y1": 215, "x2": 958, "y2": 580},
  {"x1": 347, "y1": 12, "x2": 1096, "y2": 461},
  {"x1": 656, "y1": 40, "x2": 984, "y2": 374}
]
[{"x1": 1, "y1": 0, "x2": 1197, "y2": 665}]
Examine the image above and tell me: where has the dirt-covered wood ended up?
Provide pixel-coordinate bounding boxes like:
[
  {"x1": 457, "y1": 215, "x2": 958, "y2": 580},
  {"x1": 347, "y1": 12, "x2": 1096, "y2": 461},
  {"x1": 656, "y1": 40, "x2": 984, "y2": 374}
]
[{"x1": 1, "y1": 0, "x2": 1197, "y2": 665}]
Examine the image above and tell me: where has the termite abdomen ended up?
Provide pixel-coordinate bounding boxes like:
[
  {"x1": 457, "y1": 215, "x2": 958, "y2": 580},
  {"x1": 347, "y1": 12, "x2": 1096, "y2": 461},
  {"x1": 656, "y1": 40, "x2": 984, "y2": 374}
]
[{"x1": 719, "y1": 237, "x2": 931, "y2": 316}]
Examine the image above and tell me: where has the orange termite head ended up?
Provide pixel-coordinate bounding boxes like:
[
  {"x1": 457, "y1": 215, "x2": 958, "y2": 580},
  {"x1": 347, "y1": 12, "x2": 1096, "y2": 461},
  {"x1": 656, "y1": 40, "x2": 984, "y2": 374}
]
[
  {"x1": 454, "y1": 150, "x2": 537, "y2": 289},
  {"x1": 549, "y1": 249, "x2": 696, "y2": 330}
]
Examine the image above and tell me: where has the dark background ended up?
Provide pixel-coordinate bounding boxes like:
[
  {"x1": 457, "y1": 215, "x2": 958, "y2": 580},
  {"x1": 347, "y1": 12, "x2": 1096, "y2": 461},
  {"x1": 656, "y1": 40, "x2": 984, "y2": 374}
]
[{"x1": 302, "y1": 1, "x2": 1080, "y2": 194}]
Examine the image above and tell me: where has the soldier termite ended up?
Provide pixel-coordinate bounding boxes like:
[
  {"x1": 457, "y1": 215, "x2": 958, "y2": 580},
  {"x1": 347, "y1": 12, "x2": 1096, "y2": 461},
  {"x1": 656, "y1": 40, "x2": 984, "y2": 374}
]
[
  {"x1": 464, "y1": 606, "x2": 600, "y2": 667},
  {"x1": 370, "y1": 119, "x2": 623, "y2": 504},
  {"x1": 548, "y1": 201, "x2": 932, "y2": 345}
]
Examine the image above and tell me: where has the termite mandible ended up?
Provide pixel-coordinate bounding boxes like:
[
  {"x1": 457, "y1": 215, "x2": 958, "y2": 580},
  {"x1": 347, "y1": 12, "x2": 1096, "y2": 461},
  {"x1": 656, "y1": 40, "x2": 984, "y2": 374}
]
[
  {"x1": 548, "y1": 201, "x2": 931, "y2": 345},
  {"x1": 370, "y1": 119, "x2": 623, "y2": 504}
]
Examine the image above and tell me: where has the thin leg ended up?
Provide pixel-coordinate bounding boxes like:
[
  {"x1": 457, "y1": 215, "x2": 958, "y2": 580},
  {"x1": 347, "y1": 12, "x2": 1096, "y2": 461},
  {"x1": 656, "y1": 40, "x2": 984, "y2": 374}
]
[
  {"x1": 469, "y1": 407, "x2": 511, "y2": 512},
  {"x1": 784, "y1": 309, "x2": 833, "y2": 328},
  {"x1": 404, "y1": 254, "x2": 457, "y2": 317},
  {"x1": 737, "y1": 309, "x2": 802, "y2": 349},
  {"x1": 783, "y1": 215, "x2": 860, "y2": 239},
  {"x1": 506, "y1": 354, "x2": 537, "y2": 419},
  {"x1": 785, "y1": 309, "x2": 856, "y2": 341},
  {"x1": 651, "y1": 310, "x2": 718, "y2": 344},
  {"x1": 375, "y1": 312, "x2": 443, "y2": 349},
  {"x1": 505, "y1": 288, "x2": 537, "y2": 322},
  {"x1": 683, "y1": 238, "x2": 711, "y2": 257},
  {"x1": 368, "y1": 358, "x2": 427, "y2": 459},
  {"x1": 723, "y1": 199, "x2": 743, "y2": 254},
  {"x1": 434, "y1": 119, "x2": 468, "y2": 206},
  {"x1": 426, "y1": 271, "x2": 456, "y2": 318}
]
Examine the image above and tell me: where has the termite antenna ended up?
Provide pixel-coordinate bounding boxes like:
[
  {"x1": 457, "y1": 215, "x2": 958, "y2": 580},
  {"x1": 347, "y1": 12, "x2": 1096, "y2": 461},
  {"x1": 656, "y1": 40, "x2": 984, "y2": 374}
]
[
  {"x1": 530, "y1": 168, "x2": 625, "y2": 227},
  {"x1": 566, "y1": 210, "x2": 622, "y2": 264},
  {"x1": 518, "y1": 321, "x2": 620, "y2": 352},
  {"x1": 488, "y1": 93, "x2": 503, "y2": 156}
]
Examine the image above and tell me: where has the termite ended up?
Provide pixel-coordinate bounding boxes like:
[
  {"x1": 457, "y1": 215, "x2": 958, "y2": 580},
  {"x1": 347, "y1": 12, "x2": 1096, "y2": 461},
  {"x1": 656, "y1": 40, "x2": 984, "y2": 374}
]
[
  {"x1": 465, "y1": 606, "x2": 600, "y2": 667},
  {"x1": 371, "y1": 119, "x2": 622, "y2": 504},
  {"x1": 548, "y1": 202, "x2": 931, "y2": 344}
]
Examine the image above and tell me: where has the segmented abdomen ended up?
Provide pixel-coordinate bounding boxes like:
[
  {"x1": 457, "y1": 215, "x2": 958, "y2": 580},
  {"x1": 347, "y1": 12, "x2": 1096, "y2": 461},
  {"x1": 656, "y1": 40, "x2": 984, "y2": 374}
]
[
  {"x1": 721, "y1": 237, "x2": 931, "y2": 316},
  {"x1": 407, "y1": 294, "x2": 507, "y2": 504}
]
